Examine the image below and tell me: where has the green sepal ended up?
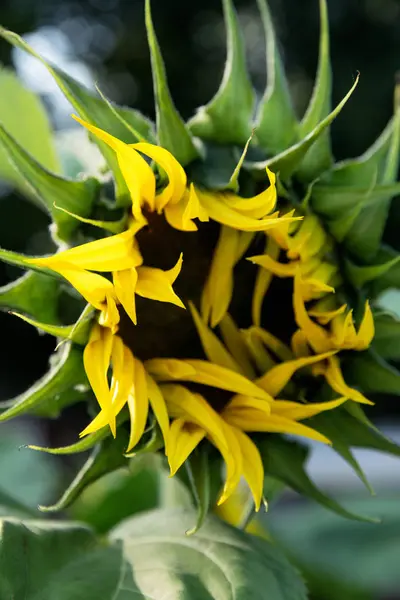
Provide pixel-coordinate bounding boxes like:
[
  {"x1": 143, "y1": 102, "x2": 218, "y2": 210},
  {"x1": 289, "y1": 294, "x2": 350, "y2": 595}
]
[
  {"x1": 38, "y1": 432, "x2": 129, "y2": 512},
  {"x1": 346, "y1": 91, "x2": 400, "y2": 259},
  {"x1": 0, "y1": 68, "x2": 60, "y2": 190},
  {"x1": 345, "y1": 248, "x2": 400, "y2": 288},
  {"x1": 29, "y1": 428, "x2": 110, "y2": 456},
  {"x1": 305, "y1": 406, "x2": 374, "y2": 494},
  {"x1": 0, "y1": 271, "x2": 59, "y2": 324},
  {"x1": 0, "y1": 123, "x2": 99, "y2": 242},
  {"x1": 188, "y1": 143, "x2": 241, "y2": 190},
  {"x1": 188, "y1": 0, "x2": 255, "y2": 145},
  {"x1": 254, "y1": 0, "x2": 297, "y2": 154},
  {"x1": 145, "y1": 0, "x2": 198, "y2": 165},
  {"x1": 297, "y1": 0, "x2": 332, "y2": 181},
  {"x1": 248, "y1": 74, "x2": 359, "y2": 180},
  {"x1": 309, "y1": 406, "x2": 400, "y2": 458},
  {"x1": 260, "y1": 436, "x2": 378, "y2": 523},
  {"x1": 0, "y1": 247, "x2": 57, "y2": 277},
  {"x1": 183, "y1": 450, "x2": 211, "y2": 536},
  {"x1": 347, "y1": 350, "x2": 400, "y2": 396},
  {"x1": 372, "y1": 312, "x2": 400, "y2": 360},
  {"x1": 0, "y1": 26, "x2": 155, "y2": 208},
  {"x1": 0, "y1": 343, "x2": 87, "y2": 421},
  {"x1": 11, "y1": 303, "x2": 93, "y2": 346}
]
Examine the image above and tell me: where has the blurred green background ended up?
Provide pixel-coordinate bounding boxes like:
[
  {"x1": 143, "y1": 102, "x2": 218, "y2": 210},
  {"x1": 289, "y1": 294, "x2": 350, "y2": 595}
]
[{"x1": 0, "y1": 0, "x2": 399, "y2": 598}]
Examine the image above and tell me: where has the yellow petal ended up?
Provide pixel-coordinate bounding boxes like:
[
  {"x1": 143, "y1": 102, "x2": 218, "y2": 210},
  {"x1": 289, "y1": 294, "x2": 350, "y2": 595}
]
[
  {"x1": 308, "y1": 301, "x2": 347, "y2": 325},
  {"x1": 252, "y1": 236, "x2": 280, "y2": 327},
  {"x1": 272, "y1": 396, "x2": 347, "y2": 420},
  {"x1": 355, "y1": 301, "x2": 375, "y2": 350},
  {"x1": 221, "y1": 182, "x2": 276, "y2": 219},
  {"x1": 164, "y1": 184, "x2": 209, "y2": 231},
  {"x1": 98, "y1": 294, "x2": 120, "y2": 333},
  {"x1": 113, "y1": 268, "x2": 138, "y2": 325},
  {"x1": 136, "y1": 260, "x2": 185, "y2": 309},
  {"x1": 241, "y1": 328, "x2": 275, "y2": 373},
  {"x1": 330, "y1": 310, "x2": 357, "y2": 349},
  {"x1": 161, "y1": 384, "x2": 230, "y2": 452},
  {"x1": 201, "y1": 225, "x2": 239, "y2": 327},
  {"x1": 248, "y1": 254, "x2": 298, "y2": 277},
  {"x1": 195, "y1": 187, "x2": 299, "y2": 231},
  {"x1": 256, "y1": 351, "x2": 336, "y2": 397},
  {"x1": 126, "y1": 358, "x2": 149, "y2": 452},
  {"x1": 215, "y1": 422, "x2": 243, "y2": 506},
  {"x1": 167, "y1": 418, "x2": 205, "y2": 475},
  {"x1": 287, "y1": 215, "x2": 324, "y2": 260},
  {"x1": 224, "y1": 395, "x2": 272, "y2": 416},
  {"x1": 189, "y1": 302, "x2": 241, "y2": 373},
  {"x1": 268, "y1": 209, "x2": 297, "y2": 249},
  {"x1": 83, "y1": 325, "x2": 113, "y2": 412},
  {"x1": 132, "y1": 142, "x2": 187, "y2": 210},
  {"x1": 225, "y1": 409, "x2": 331, "y2": 444},
  {"x1": 323, "y1": 356, "x2": 373, "y2": 405},
  {"x1": 230, "y1": 428, "x2": 264, "y2": 511},
  {"x1": 72, "y1": 115, "x2": 155, "y2": 218},
  {"x1": 146, "y1": 374, "x2": 170, "y2": 452},
  {"x1": 246, "y1": 326, "x2": 293, "y2": 362},
  {"x1": 108, "y1": 338, "x2": 134, "y2": 436},
  {"x1": 147, "y1": 359, "x2": 273, "y2": 400},
  {"x1": 291, "y1": 329, "x2": 311, "y2": 358},
  {"x1": 293, "y1": 275, "x2": 332, "y2": 353},
  {"x1": 219, "y1": 314, "x2": 256, "y2": 380},
  {"x1": 31, "y1": 224, "x2": 142, "y2": 273}
]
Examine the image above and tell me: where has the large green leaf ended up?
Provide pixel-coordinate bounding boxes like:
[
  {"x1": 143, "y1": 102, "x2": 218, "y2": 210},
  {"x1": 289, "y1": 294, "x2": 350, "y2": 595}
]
[
  {"x1": 0, "y1": 26, "x2": 155, "y2": 207},
  {"x1": 249, "y1": 75, "x2": 359, "y2": 180},
  {"x1": 145, "y1": 0, "x2": 198, "y2": 164},
  {"x1": 254, "y1": 0, "x2": 297, "y2": 154},
  {"x1": 259, "y1": 437, "x2": 377, "y2": 522},
  {"x1": 0, "y1": 342, "x2": 87, "y2": 420},
  {"x1": 0, "y1": 68, "x2": 60, "y2": 188},
  {"x1": 0, "y1": 519, "x2": 124, "y2": 600},
  {"x1": 189, "y1": 0, "x2": 255, "y2": 145},
  {"x1": 346, "y1": 350, "x2": 400, "y2": 395},
  {"x1": 111, "y1": 508, "x2": 308, "y2": 600},
  {"x1": 0, "y1": 123, "x2": 99, "y2": 241},
  {"x1": 345, "y1": 248, "x2": 400, "y2": 288},
  {"x1": 0, "y1": 271, "x2": 59, "y2": 324},
  {"x1": 297, "y1": 0, "x2": 332, "y2": 180}
]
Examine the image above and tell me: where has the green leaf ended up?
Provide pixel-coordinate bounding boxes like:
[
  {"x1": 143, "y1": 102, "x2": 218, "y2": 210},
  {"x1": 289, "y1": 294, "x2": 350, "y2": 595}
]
[
  {"x1": 345, "y1": 249, "x2": 400, "y2": 287},
  {"x1": 39, "y1": 432, "x2": 129, "y2": 512},
  {"x1": 0, "y1": 271, "x2": 59, "y2": 324},
  {"x1": 111, "y1": 508, "x2": 308, "y2": 600},
  {"x1": 0, "y1": 68, "x2": 60, "y2": 189},
  {"x1": 308, "y1": 406, "x2": 400, "y2": 458},
  {"x1": 0, "y1": 123, "x2": 99, "y2": 241},
  {"x1": 346, "y1": 350, "x2": 400, "y2": 395},
  {"x1": 249, "y1": 74, "x2": 359, "y2": 180},
  {"x1": 297, "y1": 0, "x2": 332, "y2": 180},
  {"x1": 259, "y1": 437, "x2": 378, "y2": 522},
  {"x1": 0, "y1": 518, "x2": 124, "y2": 600},
  {"x1": 254, "y1": 0, "x2": 297, "y2": 154},
  {"x1": 0, "y1": 26, "x2": 155, "y2": 207},
  {"x1": 145, "y1": 0, "x2": 198, "y2": 164},
  {"x1": 184, "y1": 450, "x2": 211, "y2": 535},
  {"x1": 188, "y1": 0, "x2": 255, "y2": 145},
  {"x1": 0, "y1": 343, "x2": 87, "y2": 421},
  {"x1": 372, "y1": 311, "x2": 400, "y2": 360}
]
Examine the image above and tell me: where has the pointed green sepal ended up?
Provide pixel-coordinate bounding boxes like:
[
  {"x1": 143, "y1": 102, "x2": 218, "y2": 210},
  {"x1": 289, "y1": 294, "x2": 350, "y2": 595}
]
[
  {"x1": 297, "y1": 0, "x2": 332, "y2": 180},
  {"x1": 345, "y1": 249, "x2": 400, "y2": 288},
  {"x1": 226, "y1": 131, "x2": 254, "y2": 192},
  {"x1": 249, "y1": 74, "x2": 359, "y2": 180},
  {"x1": 372, "y1": 312, "x2": 400, "y2": 361},
  {"x1": 145, "y1": 0, "x2": 198, "y2": 164},
  {"x1": 254, "y1": 0, "x2": 297, "y2": 154},
  {"x1": 0, "y1": 247, "x2": 56, "y2": 277},
  {"x1": 0, "y1": 26, "x2": 155, "y2": 207},
  {"x1": 260, "y1": 437, "x2": 378, "y2": 523},
  {"x1": 53, "y1": 203, "x2": 127, "y2": 235},
  {"x1": 0, "y1": 123, "x2": 99, "y2": 241},
  {"x1": 0, "y1": 271, "x2": 59, "y2": 323},
  {"x1": 11, "y1": 303, "x2": 93, "y2": 346},
  {"x1": 346, "y1": 87, "x2": 400, "y2": 259},
  {"x1": 0, "y1": 343, "x2": 87, "y2": 420},
  {"x1": 183, "y1": 450, "x2": 211, "y2": 536},
  {"x1": 347, "y1": 350, "x2": 400, "y2": 396},
  {"x1": 188, "y1": 0, "x2": 255, "y2": 145},
  {"x1": 38, "y1": 432, "x2": 129, "y2": 512}
]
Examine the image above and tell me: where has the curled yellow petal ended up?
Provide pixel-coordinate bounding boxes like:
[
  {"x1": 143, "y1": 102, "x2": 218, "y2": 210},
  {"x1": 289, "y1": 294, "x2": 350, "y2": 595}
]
[
  {"x1": 167, "y1": 419, "x2": 205, "y2": 475},
  {"x1": 272, "y1": 396, "x2": 347, "y2": 420},
  {"x1": 146, "y1": 374, "x2": 170, "y2": 453},
  {"x1": 136, "y1": 257, "x2": 185, "y2": 309},
  {"x1": 230, "y1": 428, "x2": 264, "y2": 511},
  {"x1": 293, "y1": 275, "x2": 332, "y2": 353},
  {"x1": 219, "y1": 314, "x2": 256, "y2": 380},
  {"x1": 98, "y1": 294, "x2": 120, "y2": 334},
  {"x1": 82, "y1": 325, "x2": 113, "y2": 413},
  {"x1": 323, "y1": 356, "x2": 373, "y2": 405},
  {"x1": 252, "y1": 236, "x2": 280, "y2": 327},
  {"x1": 126, "y1": 358, "x2": 149, "y2": 452},
  {"x1": 355, "y1": 301, "x2": 375, "y2": 350},
  {"x1": 113, "y1": 268, "x2": 138, "y2": 325}
]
